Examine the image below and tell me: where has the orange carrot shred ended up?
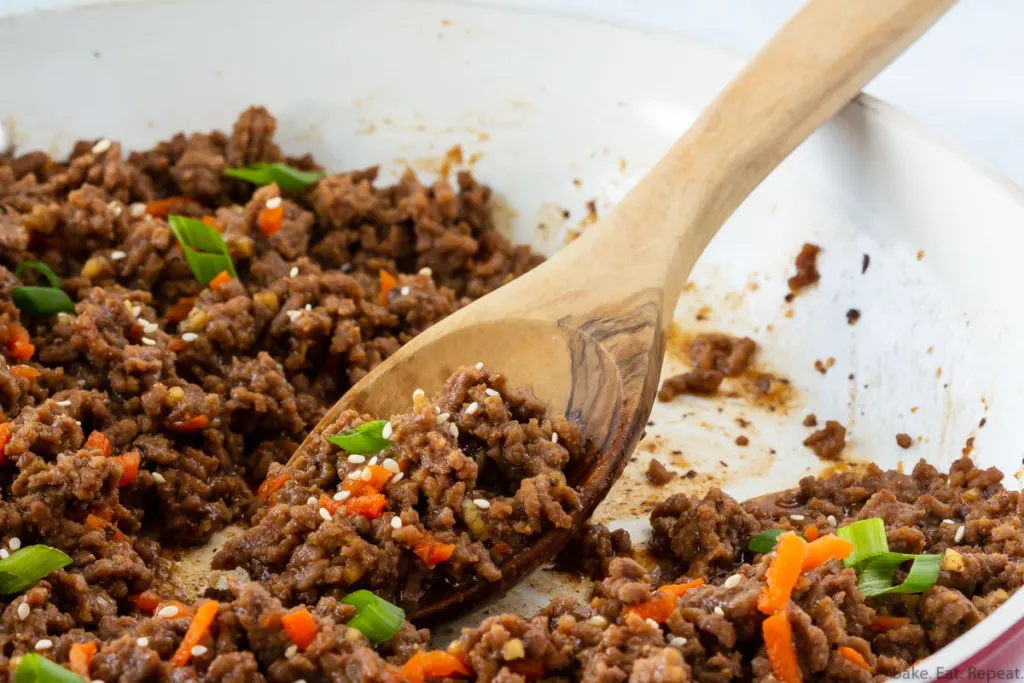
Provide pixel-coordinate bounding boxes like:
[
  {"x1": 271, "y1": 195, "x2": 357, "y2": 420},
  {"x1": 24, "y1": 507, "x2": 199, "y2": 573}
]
[
  {"x1": 257, "y1": 473, "x2": 291, "y2": 500},
  {"x1": 7, "y1": 325, "x2": 35, "y2": 362},
  {"x1": 201, "y1": 216, "x2": 224, "y2": 232},
  {"x1": 838, "y1": 646, "x2": 873, "y2": 672},
  {"x1": 128, "y1": 591, "x2": 163, "y2": 614},
  {"x1": 659, "y1": 579, "x2": 705, "y2": 598},
  {"x1": 167, "y1": 338, "x2": 187, "y2": 352},
  {"x1": 85, "y1": 514, "x2": 108, "y2": 531},
  {"x1": 413, "y1": 539, "x2": 456, "y2": 568},
  {"x1": 210, "y1": 270, "x2": 232, "y2": 291},
  {"x1": 763, "y1": 611, "x2": 802, "y2": 683},
  {"x1": 401, "y1": 651, "x2": 471, "y2": 683},
  {"x1": 69, "y1": 641, "x2": 97, "y2": 678},
  {"x1": 801, "y1": 535, "x2": 854, "y2": 572},
  {"x1": 624, "y1": 580, "x2": 705, "y2": 623},
  {"x1": 869, "y1": 616, "x2": 910, "y2": 633},
  {"x1": 281, "y1": 606, "x2": 318, "y2": 651},
  {"x1": 758, "y1": 532, "x2": 807, "y2": 615},
  {"x1": 158, "y1": 600, "x2": 193, "y2": 620},
  {"x1": 378, "y1": 270, "x2": 398, "y2": 307},
  {"x1": 165, "y1": 297, "x2": 196, "y2": 324},
  {"x1": 803, "y1": 525, "x2": 819, "y2": 542},
  {"x1": 115, "y1": 451, "x2": 140, "y2": 487},
  {"x1": 10, "y1": 365, "x2": 41, "y2": 379},
  {"x1": 85, "y1": 431, "x2": 112, "y2": 457},
  {"x1": 318, "y1": 494, "x2": 342, "y2": 515},
  {"x1": 0, "y1": 423, "x2": 8, "y2": 466},
  {"x1": 344, "y1": 492, "x2": 387, "y2": 520},
  {"x1": 342, "y1": 465, "x2": 393, "y2": 496},
  {"x1": 145, "y1": 196, "x2": 188, "y2": 218},
  {"x1": 170, "y1": 600, "x2": 219, "y2": 666},
  {"x1": 168, "y1": 415, "x2": 209, "y2": 432},
  {"x1": 257, "y1": 204, "x2": 284, "y2": 237}
]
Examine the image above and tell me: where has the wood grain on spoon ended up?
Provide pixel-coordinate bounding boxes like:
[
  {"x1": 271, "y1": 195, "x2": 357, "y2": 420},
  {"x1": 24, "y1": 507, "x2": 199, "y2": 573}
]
[{"x1": 286, "y1": 0, "x2": 957, "y2": 621}]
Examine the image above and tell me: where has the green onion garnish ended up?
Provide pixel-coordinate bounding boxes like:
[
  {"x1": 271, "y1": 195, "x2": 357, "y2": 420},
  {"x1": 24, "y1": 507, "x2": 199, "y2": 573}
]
[
  {"x1": 342, "y1": 590, "x2": 405, "y2": 644},
  {"x1": 15, "y1": 261, "x2": 61, "y2": 289},
  {"x1": 12, "y1": 288, "x2": 75, "y2": 317},
  {"x1": 837, "y1": 518, "x2": 889, "y2": 567},
  {"x1": 168, "y1": 215, "x2": 237, "y2": 285},
  {"x1": 326, "y1": 420, "x2": 393, "y2": 455},
  {"x1": 14, "y1": 653, "x2": 81, "y2": 683},
  {"x1": 0, "y1": 545, "x2": 72, "y2": 594},
  {"x1": 855, "y1": 552, "x2": 942, "y2": 597},
  {"x1": 222, "y1": 163, "x2": 324, "y2": 192},
  {"x1": 748, "y1": 529, "x2": 807, "y2": 553}
]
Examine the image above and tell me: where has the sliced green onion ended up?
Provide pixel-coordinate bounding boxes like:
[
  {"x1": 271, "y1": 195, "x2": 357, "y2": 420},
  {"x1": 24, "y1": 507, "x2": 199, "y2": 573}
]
[
  {"x1": 837, "y1": 518, "x2": 889, "y2": 567},
  {"x1": 222, "y1": 163, "x2": 324, "y2": 192},
  {"x1": 856, "y1": 552, "x2": 941, "y2": 597},
  {"x1": 342, "y1": 589, "x2": 405, "y2": 644},
  {"x1": 748, "y1": 529, "x2": 808, "y2": 553},
  {"x1": 0, "y1": 545, "x2": 72, "y2": 594},
  {"x1": 15, "y1": 261, "x2": 61, "y2": 289},
  {"x1": 168, "y1": 215, "x2": 237, "y2": 285},
  {"x1": 326, "y1": 420, "x2": 393, "y2": 455},
  {"x1": 12, "y1": 287, "x2": 75, "y2": 317},
  {"x1": 14, "y1": 653, "x2": 81, "y2": 683}
]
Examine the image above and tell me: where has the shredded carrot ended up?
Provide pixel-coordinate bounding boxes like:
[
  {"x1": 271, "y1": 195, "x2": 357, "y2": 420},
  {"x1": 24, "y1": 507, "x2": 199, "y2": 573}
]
[
  {"x1": 758, "y1": 532, "x2": 807, "y2": 615},
  {"x1": 869, "y1": 616, "x2": 910, "y2": 633},
  {"x1": 624, "y1": 580, "x2": 705, "y2": 623},
  {"x1": 145, "y1": 196, "x2": 188, "y2": 218},
  {"x1": 342, "y1": 465, "x2": 393, "y2": 496},
  {"x1": 378, "y1": 270, "x2": 398, "y2": 307},
  {"x1": 85, "y1": 431, "x2": 112, "y2": 457},
  {"x1": 210, "y1": 270, "x2": 233, "y2": 291},
  {"x1": 167, "y1": 338, "x2": 187, "y2": 352},
  {"x1": 115, "y1": 451, "x2": 140, "y2": 487},
  {"x1": 413, "y1": 539, "x2": 456, "y2": 568},
  {"x1": 170, "y1": 599, "x2": 219, "y2": 667},
  {"x1": 838, "y1": 646, "x2": 873, "y2": 672},
  {"x1": 257, "y1": 204, "x2": 284, "y2": 237},
  {"x1": 803, "y1": 525, "x2": 819, "y2": 542},
  {"x1": 7, "y1": 324, "x2": 35, "y2": 362},
  {"x1": 201, "y1": 216, "x2": 224, "y2": 232},
  {"x1": 763, "y1": 611, "x2": 801, "y2": 683},
  {"x1": 318, "y1": 494, "x2": 343, "y2": 516},
  {"x1": 257, "y1": 473, "x2": 291, "y2": 500},
  {"x1": 159, "y1": 600, "x2": 193, "y2": 620},
  {"x1": 0, "y1": 423, "x2": 10, "y2": 466},
  {"x1": 344, "y1": 492, "x2": 387, "y2": 520},
  {"x1": 68, "y1": 641, "x2": 97, "y2": 678},
  {"x1": 10, "y1": 365, "x2": 41, "y2": 379},
  {"x1": 90, "y1": 506, "x2": 113, "y2": 522},
  {"x1": 801, "y1": 535, "x2": 854, "y2": 572},
  {"x1": 165, "y1": 297, "x2": 196, "y2": 324},
  {"x1": 281, "y1": 606, "x2": 318, "y2": 651},
  {"x1": 168, "y1": 415, "x2": 209, "y2": 432},
  {"x1": 128, "y1": 591, "x2": 163, "y2": 614},
  {"x1": 85, "y1": 514, "x2": 108, "y2": 531},
  {"x1": 401, "y1": 651, "x2": 471, "y2": 683}
]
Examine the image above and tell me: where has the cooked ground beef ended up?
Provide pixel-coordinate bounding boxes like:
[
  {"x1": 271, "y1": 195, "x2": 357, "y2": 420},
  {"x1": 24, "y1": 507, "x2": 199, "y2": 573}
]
[
  {"x1": 804, "y1": 420, "x2": 848, "y2": 461},
  {"x1": 658, "y1": 370, "x2": 723, "y2": 400},
  {"x1": 896, "y1": 433, "x2": 914, "y2": 449},
  {"x1": 735, "y1": 435, "x2": 749, "y2": 447},
  {"x1": 846, "y1": 308, "x2": 860, "y2": 325},
  {"x1": 555, "y1": 523, "x2": 633, "y2": 579},
  {"x1": 658, "y1": 334, "x2": 757, "y2": 401},
  {"x1": 788, "y1": 243, "x2": 822, "y2": 293},
  {"x1": 804, "y1": 413, "x2": 819, "y2": 427},
  {"x1": 646, "y1": 459, "x2": 675, "y2": 486}
]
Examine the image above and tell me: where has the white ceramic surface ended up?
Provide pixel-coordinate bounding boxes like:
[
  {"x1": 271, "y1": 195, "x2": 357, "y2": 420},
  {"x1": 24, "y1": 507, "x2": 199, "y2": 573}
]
[{"x1": 4, "y1": 0, "x2": 1024, "y2": 678}]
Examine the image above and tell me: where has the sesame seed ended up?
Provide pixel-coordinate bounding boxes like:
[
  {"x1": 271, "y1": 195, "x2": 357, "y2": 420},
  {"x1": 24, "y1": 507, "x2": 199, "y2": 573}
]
[
  {"x1": 361, "y1": 467, "x2": 375, "y2": 482},
  {"x1": 304, "y1": 303, "x2": 312, "y2": 311},
  {"x1": 400, "y1": 286, "x2": 410, "y2": 296},
  {"x1": 76, "y1": 420, "x2": 82, "y2": 426},
  {"x1": 435, "y1": 406, "x2": 441, "y2": 414},
  {"x1": 137, "y1": 637, "x2": 149, "y2": 647},
  {"x1": 827, "y1": 515, "x2": 838, "y2": 526},
  {"x1": 17, "y1": 603, "x2": 29, "y2": 620},
  {"x1": 151, "y1": 472, "x2": 166, "y2": 484},
  {"x1": 91, "y1": 139, "x2": 111, "y2": 155},
  {"x1": 390, "y1": 516, "x2": 402, "y2": 529},
  {"x1": 285, "y1": 645, "x2": 298, "y2": 658},
  {"x1": 473, "y1": 498, "x2": 490, "y2": 509},
  {"x1": 645, "y1": 618, "x2": 660, "y2": 629},
  {"x1": 723, "y1": 574, "x2": 741, "y2": 589},
  {"x1": 289, "y1": 267, "x2": 299, "y2": 277},
  {"x1": 130, "y1": 203, "x2": 146, "y2": 217},
  {"x1": 295, "y1": 680, "x2": 307, "y2": 683},
  {"x1": 286, "y1": 309, "x2": 302, "y2": 322},
  {"x1": 382, "y1": 422, "x2": 393, "y2": 440},
  {"x1": 586, "y1": 615, "x2": 607, "y2": 628},
  {"x1": 474, "y1": 362, "x2": 483, "y2": 370},
  {"x1": 181, "y1": 332, "x2": 198, "y2": 343},
  {"x1": 348, "y1": 454, "x2": 366, "y2": 464},
  {"x1": 56, "y1": 400, "x2": 72, "y2": 407},
  {"x1": 713, "y1": 606, "x2": 725, "y2": 617},
  {"x1": 436, "y1": 413, "x2": 450, "y2": 425},
  {"x1": 191, "y1": 645, "x2": 208, "y2": 657},
  {"x1": 485, "y1": 388, "x2": 499, "y2": 397},
  {"x1": 955, "y1": 525, "x2": 965, "y2": 543},
  {"x1": 110, "y1": 250, "x2": 127, "y2": 261},
  {"x1": 412, "y1": 389, "x2": 425, "y2": 400},
  {"x1": 419, "y1": 267, "x2": 433, "y2": 276},
  {"x1": 0, "y1": 550, "x2": 9, "y2": 560},
  {"x1": 551, "y1": 432, "x2": 559, "y2": 444},
  {"x1": 141, "y1": 337, "x2": 156, "y2": 346},
  {"x1": 465, "y1": 402, "x2": 479, "y2": 415},
  {"x1": 265, "y1": 197, "x2": 282, "y2": 210},
  {"x1": 92, "y1": 680, "x2": 104, "y2": 683},
  {"x1": 789, "y1": 514, "x2": 805, "y2": 521},
  {"x1": 131, "y1": 305, "x2": 141, "y2": 317},
  {"x1": 383, "y1": 458, "x2": 400, "y2": 474},
  {"x1": 334, "y1": 490, "x2": 350, "y2": 502},
  {"x1": 108, "y1": 201, "x2": 123, "y2": 217},
  {"x1": 347, "y1": 470, "x2": 362, "y2": 480},
  {"x1": 142, "y1": 321, "x2": 159, "y2": 334},
  {"x1": 158, "y1": 605, "x2": 179, "y2": 618},
  {"x1": 319, "y1": 508, "x2": 332, "y2": 521},
  {"x1": 34, "y1": 639, "x2": 53, "y2": 651},
  {"x1": 306, "y1": 496, "x2": 318, "y2": 506},
  {"x1": 941, "y1": 519, "x2": 955, "y2": 526},
  {"x1": 670, "y1": 637, "x2": 687, "y2": 648},
  {"x1": 9, "y1": 537, "x2": 21, "y2": 551},
  {"x1": 391, "y1": 472, "x2": 404, "y2": 483},
  {"x1": 448, "y1": 423, "x2": 459, "y2": 438}
]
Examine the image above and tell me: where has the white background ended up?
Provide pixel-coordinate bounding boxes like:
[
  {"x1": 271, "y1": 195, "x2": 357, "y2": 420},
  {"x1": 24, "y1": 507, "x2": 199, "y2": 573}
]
[{"x1": 6, "y1": 0, "x2": 1024, "y2": 186}]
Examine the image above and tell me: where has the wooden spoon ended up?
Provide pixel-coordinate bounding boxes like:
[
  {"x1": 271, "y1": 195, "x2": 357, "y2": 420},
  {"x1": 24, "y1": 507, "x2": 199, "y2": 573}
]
[{"x1": 287, "y1": 0, "x2": 956, "y2": 621}]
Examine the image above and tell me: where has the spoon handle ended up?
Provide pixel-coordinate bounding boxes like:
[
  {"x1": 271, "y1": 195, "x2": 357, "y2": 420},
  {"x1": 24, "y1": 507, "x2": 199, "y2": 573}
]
[{"x1": 567, "y1": 0, "x2": 957, "y2": 322}]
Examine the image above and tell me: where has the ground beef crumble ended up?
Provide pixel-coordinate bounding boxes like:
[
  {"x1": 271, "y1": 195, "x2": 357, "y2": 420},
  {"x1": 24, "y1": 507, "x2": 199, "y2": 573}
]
[
  {"x1": 788, "y1": 242, "x2": 821, "y2": 294},
  {"x1": 804, "y1": 420, "x2": 848, "y2": 461}
]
